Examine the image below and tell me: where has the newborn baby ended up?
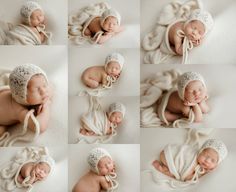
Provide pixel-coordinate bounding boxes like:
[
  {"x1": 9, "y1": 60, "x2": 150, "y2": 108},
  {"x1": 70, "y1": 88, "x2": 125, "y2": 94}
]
[
  {"x1": 152, "y1": 139, "x2": 228, "y2": 181},
  {"x1": 80, "y1": 102, "x2": 126, "y2": 136},
  {"x1": 169, "y1": 9, "x2": 213, "y2": 55},
  {"x1": 159, "y1": 72, "x2": 209, "y2": 124},
  {"x1": 5, "y1": 1, "x2": 51, "y2": 45},
  {"x1": 0, "y1": 64, "x2": 52, "y2": 137},
  {"x1": 17, "y1": 155, "x2": 55, "y2": 185},
  {"x1": 81, "y1": 52, "x2": 124, "y2": 89},
  {"x1": 82, "y1": 9, "x2": 124, "y2": 44},
  {"x1": 73, "y1": 148, "x2": 118, "y2": 192}
]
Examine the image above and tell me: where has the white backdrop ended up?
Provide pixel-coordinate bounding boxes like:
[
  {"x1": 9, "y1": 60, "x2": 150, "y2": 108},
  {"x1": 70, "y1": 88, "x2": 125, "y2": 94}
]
[
  {"x1": 141, "y1": 64, "x2": 236, "y2": 128},
  {"x1": 0, "y1": 147, "x2": 68, "y2": 192},
  {"x1": 69, "y1": 47, "x2": 140, "y2": 97},
  {"x1": 68, "y1": 144, "x2": 140, "y2": 192},
  {"x1": 141, "y1": 128, "x2": 236, "y2": 192},
  {"x1": 0, "y1": 0, "x2": 67, "y2": 45},
  {"x1": 141, "y1": 0, "x2": 236, "y2": 64},
  {"x1": 68, "y1": 0, "x2": 140, "y2": 48},
  {"x1": 0, "y1": 46, "x2": 68, "y2": 146},
  {"x1": 69, "y1": 96, "x2": 140, "y2": 144}
]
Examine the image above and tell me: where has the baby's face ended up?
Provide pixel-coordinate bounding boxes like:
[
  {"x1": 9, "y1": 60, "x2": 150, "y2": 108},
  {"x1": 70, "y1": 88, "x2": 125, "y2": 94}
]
[
  {"x1": 109, "y1": 111, "x2": 123, "y2": 125},
  {"x1": 30, "y1": 9, "x2": 45, "y2": 27},
  {"x1": 197, "y1": 148, "x2": 219, "y2": 171},
  {"x1": 184, "y1": 80, "x2": 207, "y2": 104},
  {"x1": 27, "y1": 74, "x2": 49, "y2": 105},
  {"x1": 102, "y1": 16, "x2": 119, "y2": 32},
  {"x1": 184, "y1": 20, "x2": 205, "y2": 46},
  {"x1": 106, "y1": 62, "x2": 121, "y2": 77},
  {"x1": 35, "y1": 162, "x2": 50, "y2": 180},
  {"x1": 97, "y1": 156, "x2": 115, "y2": 175}
]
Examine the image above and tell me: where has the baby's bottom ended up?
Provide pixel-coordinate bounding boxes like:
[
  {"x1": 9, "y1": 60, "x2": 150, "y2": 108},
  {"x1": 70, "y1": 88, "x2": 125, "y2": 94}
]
[
  {"x1": 82, "y1": 76, "x2": 99, "y2": 89},
  {"x1": 0, "y1": 125, "x2": 6, "y2": 137},
  {"x1": 164, "y1": 110, "x2": 182, "y2": 122},
  {"x1": 152, "y1": 150, "x2": 174, "y2": 178}
]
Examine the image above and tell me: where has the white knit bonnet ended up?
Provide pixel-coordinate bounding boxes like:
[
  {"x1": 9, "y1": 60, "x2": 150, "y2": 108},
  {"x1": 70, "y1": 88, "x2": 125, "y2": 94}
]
[
  {"x1": 199, "y1": 139, "x2": 228, "y2": 164},
  {"x1": 105, "y1": 52, "x2": 124, "y2": 71},
  {"x1": 108, "y1": 102, "x2": 126, "y2": 118},
  {"x1": 37, "y1": 155, "x2": 55, "y2": 173},
  {"x1": 177, "y1": 71, "x2": 206, "y2": 100},
  {"x1": 100, "y1": 8, "x2": 121, "y2": 26},
  {"x1": 87, "y1": 148, "x2": 112, "y2": 174},
  {"x1": 20, "y1": 1, "x2": 43, "y2": 26},
  {"x1": 9, "y1": 63, "x2": 48, "y2": 105},
  {"x1": 185, "y1": 9, "x2": 214, "y2": 36}
]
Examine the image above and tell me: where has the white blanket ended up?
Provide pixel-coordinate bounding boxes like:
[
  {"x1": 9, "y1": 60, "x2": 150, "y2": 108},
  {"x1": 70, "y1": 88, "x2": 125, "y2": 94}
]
[{"x1": 4, "y1": 24, "x2": 52, "y2": 45}]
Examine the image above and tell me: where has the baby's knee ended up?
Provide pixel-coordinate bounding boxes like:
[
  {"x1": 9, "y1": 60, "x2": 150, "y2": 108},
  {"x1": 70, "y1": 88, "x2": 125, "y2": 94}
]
[{"x1": 87, "y1": 80, "x2": 99, "y2": 88}]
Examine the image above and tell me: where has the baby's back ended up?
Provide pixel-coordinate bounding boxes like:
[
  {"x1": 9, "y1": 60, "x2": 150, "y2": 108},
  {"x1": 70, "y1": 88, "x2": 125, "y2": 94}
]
[
  {"x1": 0, "y1": 89, "x2": 25, "y2": 125},
  {"x1": 168, "y1": 21, "x2": 184, "y2": 46},
  {"x1": 166, "y1": 91, "x2": 186, "y2": 113},
  {"x1": 88, "y1": 17, "x2": 103, "y2": 35},
  {"x1": 82, "y1": 66, "x2": 106, "y2": 82},
  {"x1": 73, "y1": 171, "x2": 101, "y2": 192}
]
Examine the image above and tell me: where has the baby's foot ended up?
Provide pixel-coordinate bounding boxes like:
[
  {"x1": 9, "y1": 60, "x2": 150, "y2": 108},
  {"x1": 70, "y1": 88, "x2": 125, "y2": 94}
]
[
  {"x1": 80, "y1": 128, "x2": 88, "y2": 135},
  {"x1": 152, "y1": 160, "x2": 169, "y2": 173},
  {"x1": 0, "y1": 126, "x2": 6, "y2": 137}
]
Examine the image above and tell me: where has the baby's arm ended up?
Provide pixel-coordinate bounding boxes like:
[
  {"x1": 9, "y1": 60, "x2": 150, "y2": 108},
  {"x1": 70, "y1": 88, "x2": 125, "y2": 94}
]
[
  {"x1": 18, "y1": 100, "x2": 51, "y2": 134},
  {"x1": 100, "y1": 176, "x2": 111, "y2": 190},
  {"x1": 192, "y1": 104, "x2": 203, "y2": 122},
  {"x1": 198, "y1": 100, "x2": 210, "y2": 114},
  {"x1": 102, "y1": 73, "x2": 108, "y2": 87},
  {"x1": 174, "y1": 35, "x2": 183, "y2": 55}
]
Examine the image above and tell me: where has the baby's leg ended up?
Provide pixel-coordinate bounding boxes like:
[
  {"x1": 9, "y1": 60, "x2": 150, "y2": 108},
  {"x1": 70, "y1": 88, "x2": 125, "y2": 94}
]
[
  {"x1": 83, "y1": 77, "x2": 99, "y2": 88},
  {"x1": 0, "y1": 125, "x2": 6, "y2": 137},
  {"x1": 83, "y1": 28, "x2": 92, "y2": 36},
  {"x1": 164, "y1": 110, "x2": 181, "y2": 122},
  {"x1": 152, "y1": 151, "x2": 174, "y2": 178}
]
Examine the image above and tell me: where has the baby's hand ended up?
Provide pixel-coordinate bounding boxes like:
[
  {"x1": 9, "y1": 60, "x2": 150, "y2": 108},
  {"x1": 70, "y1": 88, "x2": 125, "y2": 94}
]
[
  {"x1": 183, "y1": 100, "x2": 196, "y2": 106},
  {"x1": 191, "y1": 38, "x2": 201, "y2": 47}
]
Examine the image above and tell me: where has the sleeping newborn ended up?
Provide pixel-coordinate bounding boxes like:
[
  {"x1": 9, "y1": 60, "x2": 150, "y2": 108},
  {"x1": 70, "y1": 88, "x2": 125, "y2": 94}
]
[
  {"x1": 81, "y1": 52, "x2": 124, "y2": 89},
  {"x1": 17, "y1": 155, "x2": 55, "y2": 185},
  {"x1": 168, "y1": 9, "x2": 213, "y2": 55},
  {"x1": 152, "y1": 139, "x2": 228, "y2": 181},
  {"x1": 158, "y1": 72, "x2": 209, "y2": 125},
  {"x1": 80, "y1": 102, "x2": 126, "y2": 136},
  {"x1": 82, "y1": 8, "x2": 124, "y2": 44},
  {"x1": 5, "y1": 1, "x2": 51, "y2": 45},
  {"x1": 0, "y1": 64, "x2": 52, "y2": 138},
  {"x1": 73, "y1": 148, "x2": 118, "y2": 192}
]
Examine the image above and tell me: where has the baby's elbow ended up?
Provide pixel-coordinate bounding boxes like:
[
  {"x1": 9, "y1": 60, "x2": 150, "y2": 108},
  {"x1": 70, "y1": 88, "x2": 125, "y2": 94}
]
[
  {"x1": 39, "y1": 123, "x2": 48, "y2": 134},
  {"x1": 194, "y1": 116, "x2": 202, "y2": 123}
]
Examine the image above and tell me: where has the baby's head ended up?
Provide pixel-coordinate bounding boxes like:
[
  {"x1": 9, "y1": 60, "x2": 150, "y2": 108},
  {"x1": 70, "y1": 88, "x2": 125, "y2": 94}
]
[
  {"x1": 105, "y1": 53, "x2": 124, "y2": 77},
  {"x1": 197, "y1": 139, "x2": 228, "y2": 171},
  {"x1": 184, "y1": 9, "x2": 214, "y2": 45},
  {"x1": 108, "y1": 102, "x2": 126, "y2": 125},
  {"x1": 100, "y1": 9, "x2": 121, "y2": 33},
  {"x1": 9, "y1": 63, "x2": 49, "y2": 106},
  {"x1": 20, "y1": 1, "x2": 45, "y2": 27},
  {"x1": 177, "y1": 72, "x2": 207, "y2": 104},
  {"x1": 87, "y1": 148, "x2": 115, "y2": 176},
  {"x1": 35, "y1": 155, "x2": 55, "y2": 181}
]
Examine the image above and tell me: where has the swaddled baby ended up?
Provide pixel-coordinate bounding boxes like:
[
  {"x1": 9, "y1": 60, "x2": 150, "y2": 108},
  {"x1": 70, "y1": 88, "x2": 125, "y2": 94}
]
[
  {"x1": 17, "y1": 155, "x2": 55, "y2": 185},
  {"x1": 169, "y1": 9, "x2": 213, "y2": 55},
  {"x1": 82, "y1": 8, "x2": 124, "y2": 44},
  {"x1": 0, "y1": 64, "x2": 52, "y2": 138},
  {"x1": 158, "y1": 72, "x2": 209, "y2": 125},
  {"x1": 80, "y1": 102, "x2": 126, "y2": 136},
  {"x1": 5, "y1": 1, "x2": 51, "y2": 45},
  {"x1": 152, "y1": 139, "x2": 228, "y2": 181},
  {"x1": 82, "y1": 53, "x2": 124, "y2": 89},
  {"x1": 73, "y1": 148, "x2": 118, "y2": 192}
]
